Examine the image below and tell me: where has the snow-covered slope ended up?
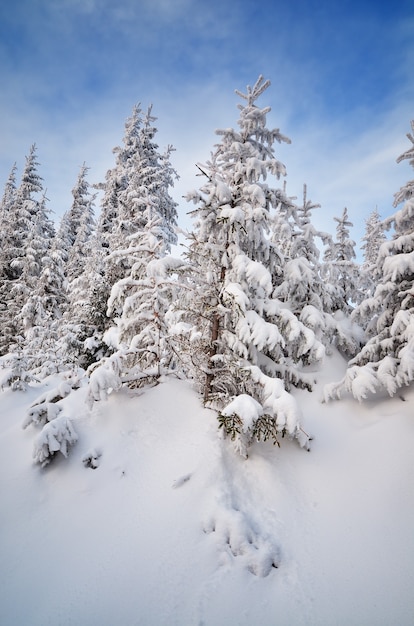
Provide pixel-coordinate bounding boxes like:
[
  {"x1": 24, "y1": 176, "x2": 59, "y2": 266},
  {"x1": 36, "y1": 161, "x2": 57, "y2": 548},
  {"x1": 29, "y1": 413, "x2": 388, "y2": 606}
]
[{"x1": 1, "y1": 353, "x2": 413, "y2": 625}]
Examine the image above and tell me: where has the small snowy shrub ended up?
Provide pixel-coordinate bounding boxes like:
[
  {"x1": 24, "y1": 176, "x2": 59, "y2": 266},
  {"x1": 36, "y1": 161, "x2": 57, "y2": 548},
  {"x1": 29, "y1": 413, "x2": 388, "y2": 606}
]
[
  {"x1": 0, "y1": 367, "x2": 34, "y2": 391},
  {"x1": 23, "y1": 402, "x2": 62, "y2": 429},
  {"x1": 86, "y1": 354, "x2": 122, "y2": 408},
  {"x1": 218, "y1": 383, "x2": 310, "y2": 458},
  {"x1": 218, "y1": 394, "x2": 258, "y2": 458},
  {"x1": 23, "y1": 381, "x2": 73, "y2": 428},
  {"x1": 33, "y1": 416, "x2": 78, "y2": 467},
  {"x1": 0, "y1": 350, "x2": 36, "y2": 391},
  {"x1": 218, "y1": 405, "x2": 283, "y2": 458}
]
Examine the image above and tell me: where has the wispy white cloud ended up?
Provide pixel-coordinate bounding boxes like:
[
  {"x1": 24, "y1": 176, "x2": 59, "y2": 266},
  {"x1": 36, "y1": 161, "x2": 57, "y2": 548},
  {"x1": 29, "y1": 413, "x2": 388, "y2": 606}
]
[{"x1": 0, "y1": 0, "x2": 413, "y2": 254}]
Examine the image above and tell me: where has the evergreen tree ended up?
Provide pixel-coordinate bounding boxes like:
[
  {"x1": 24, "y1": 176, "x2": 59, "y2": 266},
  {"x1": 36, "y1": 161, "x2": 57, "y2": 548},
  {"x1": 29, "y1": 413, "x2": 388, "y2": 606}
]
[
  {"x1": 16, "y1": 191, "x2": 56, "y2": 329},
  {"x1": 268, "y1": 181, "x2": 298, "y2": 266},
  {"x1": 324, "y1": 120, "x2": 414, "y2": 401},
  {"x1": 0, "y1": 147, "x2": 67, "y2": 379},
  {"x1": 362, "y1": 208, "x2": 386, "y2": 270},
  {"x1": 0, "y1": 165, "x2": 18, "y2": 355},
  {"x1": 54, "y1": 164, "x2": 99, "y2": 369},
  {"x1": 91, "y1": 106, "x2": 144, "y2": 322},
  {"x1": 14, "y1": 188, "x2": 66, "y2": 376},
  {"x1": 60, "y1": 233, "x2": 108, "y2": 370},
  {"x1": 274, "y1": 184, "x2": 334, "y2": 316},
  {"x1": 105, "y1": 105, "x2": 177, "y2": 283},
  {"x1": 54, "y1": 110, "x2": 146, "y2": 368},
  {"x1": 103, "y1": 107, "x2": 180, "y2": 387},
  {"x1": 60, "y1": 163, "x2": 96, "y2": 282},
  {"x1": 357, "y1": 208, "x2": 386, "y2": 304},
  {"x1": 174, "y1": 76, "x2": 322, "y2": 455},
  {"x1": 323, "y1": 207, "x2": 359, "y2": 313},
  {"x1": 0, "y1": 145, "x2": 52, "y2": 356},
  {"x1": 105, "y1": 217, "x2": 185, "y2": 389},
  {"x1": 0, "y1": 164, "x2": 18, "y2": 277},
  {"x1": 87, "y1": 104, "x2": 178, "y2": 347},
  {"x1": 271, "y1": 184, "x2": 360, "y2": 356}
]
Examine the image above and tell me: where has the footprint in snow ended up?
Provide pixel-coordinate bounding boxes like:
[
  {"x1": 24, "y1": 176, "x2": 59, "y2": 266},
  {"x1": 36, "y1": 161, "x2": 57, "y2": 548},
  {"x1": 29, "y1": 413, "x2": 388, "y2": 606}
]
[
  {"x1": 203, "y1": 505, "x2": 280, "y2": 577},
  {"x1": 172, "y1": 473, "x2": 192, "y2": 488}
]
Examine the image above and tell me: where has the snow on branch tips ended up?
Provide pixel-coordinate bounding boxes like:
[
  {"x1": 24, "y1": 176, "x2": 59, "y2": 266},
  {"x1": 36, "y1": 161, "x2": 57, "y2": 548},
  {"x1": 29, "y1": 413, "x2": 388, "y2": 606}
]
[
  {"x1": 23, "y1": 381, "x2": 73, "y2": 429},
  {"x1": 33, "y1": 415, "x2": 78, "y2": 467},
  {"x1": 86, "y1": 354, "x2": 122, "y2": 409},
  {"x1": 218, "y1": 368, "x2": 311, "y2": 458},
  {"x1": 322, "y1": 364, "x2": 379, "y2": 403}
]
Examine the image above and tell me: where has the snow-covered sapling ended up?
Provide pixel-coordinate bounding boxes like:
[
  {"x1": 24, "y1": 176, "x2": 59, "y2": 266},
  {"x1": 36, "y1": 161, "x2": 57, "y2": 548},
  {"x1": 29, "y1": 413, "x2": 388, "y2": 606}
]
[
  {"x1": 22, "y1": 380, "x2": 73, "y2": 428},
  {"x1": 219, "y1": 370, "x2": 311, "y2": 457},
  {"x1": 86, "y1": 354, "x2": 122, "y2": 408},
  {"x1": 33, "y1": 415, "x2": 78, "y2": 467}
]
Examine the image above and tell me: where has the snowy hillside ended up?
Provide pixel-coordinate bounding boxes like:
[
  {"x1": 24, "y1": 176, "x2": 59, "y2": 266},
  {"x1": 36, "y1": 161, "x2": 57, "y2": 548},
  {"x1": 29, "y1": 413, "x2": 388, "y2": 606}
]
[{"x1": 1, "y1": 351, "x2": 413, "y2": 626}]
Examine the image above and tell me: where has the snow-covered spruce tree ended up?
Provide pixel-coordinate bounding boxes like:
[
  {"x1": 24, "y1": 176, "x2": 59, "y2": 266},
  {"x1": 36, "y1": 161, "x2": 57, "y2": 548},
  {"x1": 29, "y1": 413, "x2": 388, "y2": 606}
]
[
  {"x1": 322, "y1": 207, "x2": 360, "y2": 313},
  {"x1": 17, "y1": 190, "x2": 69, "y2": 377},
  {"x1": 79, "y1": 103, "x2": 179, "y2": 360},
  {"x1": 0, "y1": 164, "x2": 18, "y2": 355},
  {"x1": 105, "y1": 217, "x2": 185, "y2": 391},
  {"x1": 53, "y1": 108, "x2": 152, "y2": 371},
  {"x1": 268, "y1": 180, "x2": 298, "y2": 266},
  {"x1": 99, "y1": 104, "x2": 177, "y2": 291},
  {"x1": 357, "y1": 207, "x2": 386, "y2": 304},
  {"x1": 0, "y1": 146, "x2": 59, "y2": 368},
  {"x1": 273, "y1": 185, "x2": 337, "y2": 332},
  {"x1": 0, "y1": 164, "x2": 18, "y2": 274},
  {"x1": 56, "y1": 162, "x2": 114, "y2": 370},
  {"x1": 316, "y1": 206, "x2": 363, "y2": 358},
  {"x1": 83, "y1": 109, "x2": 141, "y2": 339},
  {"x1": 324, "y1": 120, "x2": 414, "y2": 401},
  {"x1": 108, "y1": 106, "x2": 177, "y2": 265},
  {"x1": 32, "y1": 414, "x2": 78, "y2": 467},
  {"x1": 60, "y1": 163, "x2": 96, "y2": 282},
  {"x1": 58, "y1": 231, "x2": 108, "y2": 370},
  {"x1": 55, "y1": 165, "x2": 99, "y2": 368},
  {"x1": 0, "y1": 154, "x2": 41, "y2": 357},
  {"x1": 266, "y1": 181, "x2": 350, "y2": 359},
  {"x1": 0, "y1": 336, "x2": 35, "y2": 391},
  {"x1": 90, "y1": 107, "x2": 181, "y2": 396},
  {"x1": 175, "y1": 77, "x2": 323, "y2": 455}
]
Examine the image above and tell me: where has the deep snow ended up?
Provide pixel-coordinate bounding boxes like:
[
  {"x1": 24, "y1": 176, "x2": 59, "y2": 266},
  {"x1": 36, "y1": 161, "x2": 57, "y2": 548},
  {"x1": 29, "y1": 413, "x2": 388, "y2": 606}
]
[{"x1": 1, "y1": 351, "x2": 414, "y2": 626}]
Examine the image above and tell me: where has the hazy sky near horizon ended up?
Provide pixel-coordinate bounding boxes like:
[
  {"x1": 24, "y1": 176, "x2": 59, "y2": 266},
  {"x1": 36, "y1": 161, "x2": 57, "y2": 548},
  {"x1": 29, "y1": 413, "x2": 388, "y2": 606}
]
[{"x1": 0, "y1": 0, "x2": 413, "y2": 247}]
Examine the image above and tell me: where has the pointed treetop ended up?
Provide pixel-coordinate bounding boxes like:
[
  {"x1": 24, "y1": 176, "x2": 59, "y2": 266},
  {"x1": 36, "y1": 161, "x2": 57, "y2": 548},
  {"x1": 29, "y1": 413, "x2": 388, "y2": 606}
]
[
  {"x1": 396, "y1": 119, "x2": 414, "y2": 168},
  {"x1": 20, "y1": 144, "x2": 43, "y2": 195},
  {"x1": 71, "y1": 162, "x2": 90, "y2": 193},
  {"x1": 1, "y1": 163, "x2": 17, "y2": 204},
  {"x1": 393, "y1": 119, "x2": 414, "y2": 208},
  {"x1": 334, "y1": 207, "x2": 353, "y2": 228},
  {"x1": 119, "y1": 103, "x2": 143, "y2": 152},
  {"x1": 144, "y1": 103, "x2": 157, "y2": 126},
  {"x1": 232, "y1": 75, "x2": 291, "y2": 146},
  {"x1": 235, "y1": 75, "x2": 271, "y2": 107}
]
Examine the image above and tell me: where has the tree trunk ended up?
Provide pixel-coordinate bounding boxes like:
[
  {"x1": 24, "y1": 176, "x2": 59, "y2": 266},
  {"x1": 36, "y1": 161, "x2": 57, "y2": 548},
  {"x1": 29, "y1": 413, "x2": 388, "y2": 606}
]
[{"x1": 203, "y1": 265, "x2": 226, "y2": 404}]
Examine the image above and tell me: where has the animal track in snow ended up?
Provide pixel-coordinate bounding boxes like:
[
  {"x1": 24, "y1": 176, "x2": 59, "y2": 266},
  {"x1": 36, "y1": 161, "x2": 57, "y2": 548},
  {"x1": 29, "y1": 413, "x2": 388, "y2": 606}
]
[{"x1": 203, "y1": 505, "x2": 280, "y2": 577}]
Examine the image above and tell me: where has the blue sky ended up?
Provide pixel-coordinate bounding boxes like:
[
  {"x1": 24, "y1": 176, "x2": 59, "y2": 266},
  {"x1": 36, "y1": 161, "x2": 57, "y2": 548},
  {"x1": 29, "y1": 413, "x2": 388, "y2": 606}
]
[{"x1": 0, "y1": 0, "x2": 413, "y2": 248}]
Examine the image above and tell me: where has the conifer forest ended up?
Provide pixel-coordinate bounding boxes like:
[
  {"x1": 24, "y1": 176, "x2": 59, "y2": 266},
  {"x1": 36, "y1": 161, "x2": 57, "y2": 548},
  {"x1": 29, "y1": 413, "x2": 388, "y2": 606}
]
[{"x1": 1, "y1": 76, "x2": 413, "y2": 465}]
